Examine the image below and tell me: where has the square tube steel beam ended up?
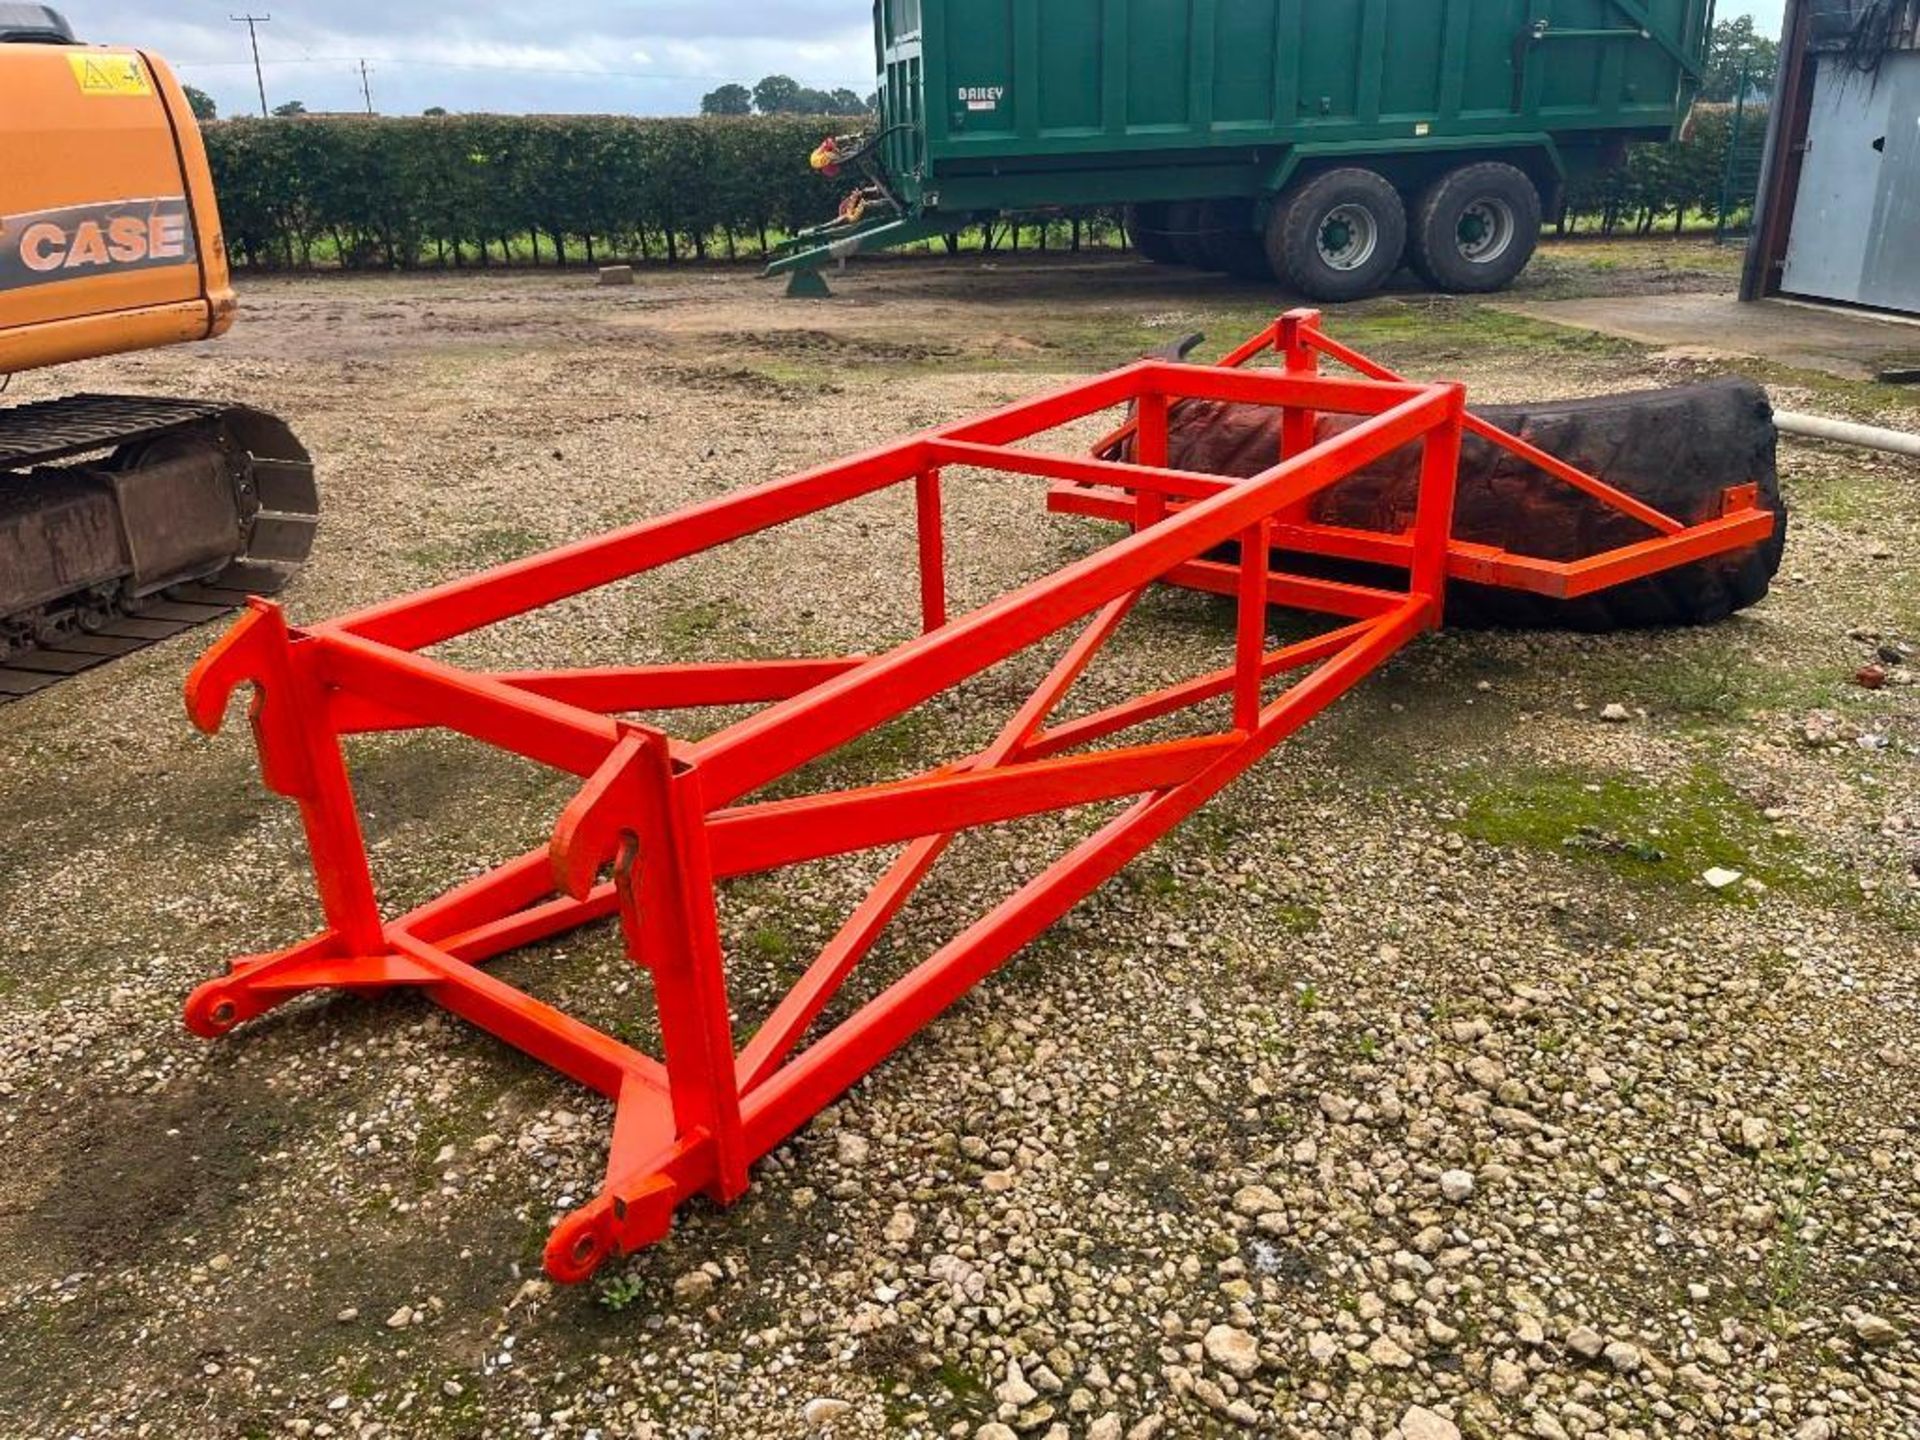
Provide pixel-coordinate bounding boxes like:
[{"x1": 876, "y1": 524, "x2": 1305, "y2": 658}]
[{"x1": 179, "y1": 313, "x2": 1777, "y2": 1284}]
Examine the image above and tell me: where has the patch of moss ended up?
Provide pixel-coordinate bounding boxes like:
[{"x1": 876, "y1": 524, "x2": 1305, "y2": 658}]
[
  {"x1": 410, "y1": 1084, "x2": 503, "y2": 1190},
  {"x1": 932, "y1": 1360, "x2": 992, "y2": 1418},
  {"x1": 1445, "y1": 762, "x2": 1819, "y2": 901}
]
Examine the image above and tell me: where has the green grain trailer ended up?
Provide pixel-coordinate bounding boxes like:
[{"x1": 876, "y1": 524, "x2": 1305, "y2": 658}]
[{"x1": 771, "y1": 0, "x2": 1711, "y2": 299}]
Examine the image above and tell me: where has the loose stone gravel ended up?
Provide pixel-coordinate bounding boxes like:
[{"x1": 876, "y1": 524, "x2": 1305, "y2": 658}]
[{"x1": 0, "y1": 253, "x2": 1915, "y2": 1438}]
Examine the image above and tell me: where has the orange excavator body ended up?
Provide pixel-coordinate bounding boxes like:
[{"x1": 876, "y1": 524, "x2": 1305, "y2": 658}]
[
  {"x1": 0, "y1": 41, "x2": 235, "y2": 372},
  {"x1": 0, "y1": 9, "x2": 315, "y2": 703}
]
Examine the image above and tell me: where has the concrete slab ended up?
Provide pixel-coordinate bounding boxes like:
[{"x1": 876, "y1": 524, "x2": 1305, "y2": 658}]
[{"x1": 1495, "y1": 292, "x2": 1920, "y2": 381}]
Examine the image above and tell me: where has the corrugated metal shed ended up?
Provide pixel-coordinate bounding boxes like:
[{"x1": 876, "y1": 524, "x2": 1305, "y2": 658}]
[{"x1": 1742, "y1": 0, "x2": 1920, "y2": 317}]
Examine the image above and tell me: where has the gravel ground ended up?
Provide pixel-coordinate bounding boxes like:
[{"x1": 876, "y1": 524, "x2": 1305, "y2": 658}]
[{"x1": 0, "y1": 250, "x2": 1915, "y2": 1440}]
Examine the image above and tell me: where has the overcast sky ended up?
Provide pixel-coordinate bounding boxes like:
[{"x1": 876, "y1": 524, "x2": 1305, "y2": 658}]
[{"x1": 62, "y1": 1, "x2": 1786, "y2": 119}]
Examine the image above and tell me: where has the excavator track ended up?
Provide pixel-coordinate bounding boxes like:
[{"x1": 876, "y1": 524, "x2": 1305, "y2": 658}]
[{"x1": 0, "y1": 394, "x2": 316, "y2": 704}]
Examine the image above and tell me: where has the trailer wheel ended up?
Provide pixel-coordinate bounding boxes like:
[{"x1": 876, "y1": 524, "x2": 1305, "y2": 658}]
[
  {"x1": 1407, "y1": 162, "x2": 1542, "y2": 293},
  {"x1": 1166, "y1": 200, "x2": 1213, "y2": 268},
  {"x1": 1199, "y1": 199, "x2": 1275, "y2": 280},
  {"x1": 1126, "y1": 204, "x2": 1181, "y2": 265},
  {"x1": 1267, "y1": 169, "x2": 1407, "y2": 302}
]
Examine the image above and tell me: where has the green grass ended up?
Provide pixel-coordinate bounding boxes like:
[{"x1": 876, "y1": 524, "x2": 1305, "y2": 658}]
[
  {"x1": 776, "y1": 706, "x2": 940, "y2": 795},
  {"x1": 1757, "y1": 354, "x2": 1920, "y2": 419},
  {"x1": 595, "y1": 1273, "x2": 646, "y2": 1311},
  {"x1": 1271, "y1": 901, "x2": 1322, "y2": 935},
  {"x1": 1130, "y1": 862, "x2": 1186, "y2": 902},
  {"x1": 1760, "y1": 1126, "x2": 1830, "y2": 1326},
  {"x1": 744, "y1": 924, "x2": 798, "y2": 964},
  {"x1": 1535, "y1": 231, "x2": 1750, "y2": 271},
  {"x1": 405, "y1": 523, "x2": 546, "y2": 572},
  {"x1": 740, "y1": 358, "x2": 834, "y2": 387},
  {"x1": 935, "y1": 292, "x2": 1644, "y2": 381},
  {"x1": 1634, "y1": 650, "x2": 1815, "y2": 720},
  {"x1": 962, "y1": 290, "x2": 1641, "y2": 378},
  {"x1": 657, "y1": 596, "x2": 749, "y2": 655},
  {"x1": 1580, "y1": 643, "x2": 1835, "y2": 726},
  {"x1": 1793, "y1": 466, "x2": 1886, "y2": 530},
  {"x1": 1335, "y1": 300, "x2": 1642, "y2": 365}
]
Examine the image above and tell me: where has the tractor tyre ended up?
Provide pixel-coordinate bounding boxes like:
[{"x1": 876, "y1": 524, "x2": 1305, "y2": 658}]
[
  {"x1": 1265, "y1": 168, "x2": 1407, "y2": 302},
  {"x1": 1199, "y1": 199, "x2": 1276, "y2": 280},
  {"x1": 1407, "y1": 162, "x2": 1543, "y2": 294},
  {"x1": 1126, "y1": 203, "x2": 1181, "y2": 265},
  {"x1": 1162, "y1": 378, "x2": 1787, "y2": 631},
  {"x1": 1165, "y1": 200, "x2": 1213, "y2": 268}
]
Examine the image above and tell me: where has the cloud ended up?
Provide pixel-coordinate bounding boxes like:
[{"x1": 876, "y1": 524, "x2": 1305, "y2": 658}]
[
  {"x1": 61, "y1": 0, "x2": 873, "y2": 116},
  {"x1": 58, "y1": 0, "x2": 1785, "y2": 118}
]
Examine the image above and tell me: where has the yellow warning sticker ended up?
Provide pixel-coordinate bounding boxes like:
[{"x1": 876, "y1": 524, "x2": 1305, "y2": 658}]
[{"x1": 68, "y1": 52, "x2": 153, "y2": 97}]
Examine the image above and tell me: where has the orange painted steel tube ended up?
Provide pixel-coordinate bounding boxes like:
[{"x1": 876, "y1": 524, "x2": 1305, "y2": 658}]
[{"x1": 180, "y1": 316, "x2": 1777, "y2": 1284}]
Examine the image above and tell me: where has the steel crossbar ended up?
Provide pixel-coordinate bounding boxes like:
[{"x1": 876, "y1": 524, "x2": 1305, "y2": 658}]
[
  {"x1": 1056, "y1": 309, "x2": 1776, "y2": 596},
  {"x1": 181, "y1": 312, "x2": 1775, "y2": 1281}
]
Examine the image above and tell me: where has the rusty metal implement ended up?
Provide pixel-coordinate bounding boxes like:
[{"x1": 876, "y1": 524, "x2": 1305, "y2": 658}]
[{"x1": 182, "y1": 311, "x2": 1777, "y2": 1282}]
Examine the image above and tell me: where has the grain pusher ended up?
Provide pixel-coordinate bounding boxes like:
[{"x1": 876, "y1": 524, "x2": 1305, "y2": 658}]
[{"x1": 183, "y1": 310, "x2": 1781, "y2": 1283}]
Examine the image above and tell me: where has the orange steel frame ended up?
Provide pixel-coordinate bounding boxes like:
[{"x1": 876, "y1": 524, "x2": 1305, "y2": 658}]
[{"x1": 182, "y1": 311, "x2": 1775, "y2": 1283}]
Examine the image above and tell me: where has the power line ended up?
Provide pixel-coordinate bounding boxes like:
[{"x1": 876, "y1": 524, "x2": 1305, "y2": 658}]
[
  {"x1": 229, "y1": 13, "x2": 271, "y2": 118},
  {"x1": 178, "y1": 55, "x2": 729, "y2": 82}
]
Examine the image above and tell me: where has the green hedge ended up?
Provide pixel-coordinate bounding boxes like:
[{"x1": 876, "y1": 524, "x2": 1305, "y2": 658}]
[
  {"x1": 1562, "y1": 103, "x2": 1768, "y2": 235},
  {"x1": 204, "y1": 108, "x2": 1766, "y2": 272},
  {"x1": 204, "y1": 114, "x2": 857, "y2": 269}
]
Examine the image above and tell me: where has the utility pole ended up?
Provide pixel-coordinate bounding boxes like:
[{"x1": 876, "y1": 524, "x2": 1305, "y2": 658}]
[
  {"x1": 357, "y1": 59, "x2": 374, "y2": 115},
  {"x1": 231, "y1": 13, "x2": 270, "y2": 117}
]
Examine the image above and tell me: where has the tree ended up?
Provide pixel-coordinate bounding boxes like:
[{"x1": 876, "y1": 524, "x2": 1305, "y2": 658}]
[
  {"x1": 273, "y1": 99, "x2": 308, "y2": 118},
  {"x1": 183, "y1": 85, "x2": 217, "y2": 122},
  {"x1": 752, "y1": 74, "x2": 803, "y2": 114},
  {"x1": 744, "y1": 74, "x2": 873, "y2": 116},
  {"x1": 423, "y1": 105, "x2": 448, "y2": 117},
  {"x1": 701, "y1": 83, "x2": 752, "y2": 115},
  {"x1": 1702, "y1": 15, "x2": 1778, "y2": 102}
]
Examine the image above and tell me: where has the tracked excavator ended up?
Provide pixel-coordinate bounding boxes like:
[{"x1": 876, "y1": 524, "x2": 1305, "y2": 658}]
[{"x1": 0, "y1": 5, "x2": 315, "y2": 702}]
